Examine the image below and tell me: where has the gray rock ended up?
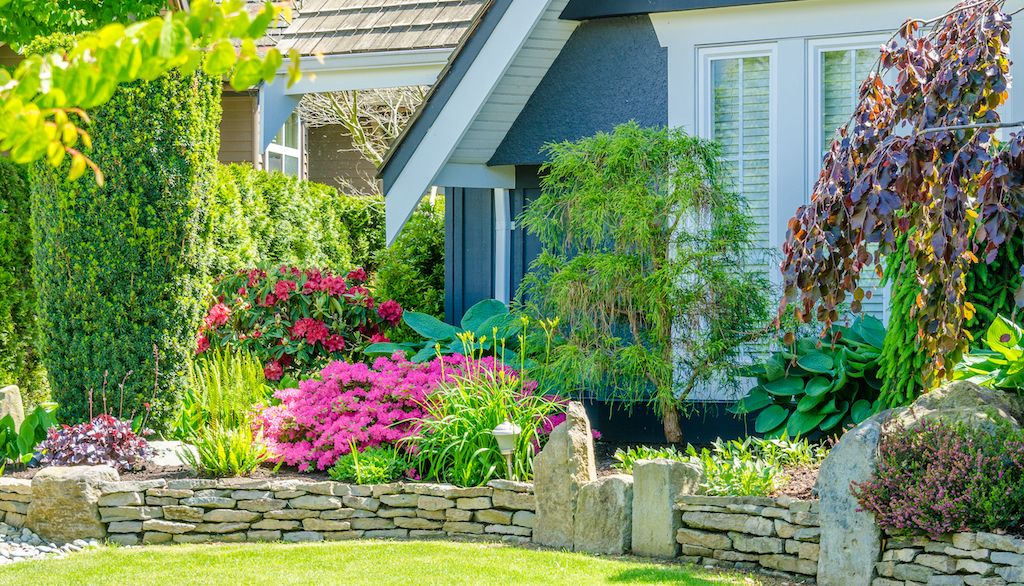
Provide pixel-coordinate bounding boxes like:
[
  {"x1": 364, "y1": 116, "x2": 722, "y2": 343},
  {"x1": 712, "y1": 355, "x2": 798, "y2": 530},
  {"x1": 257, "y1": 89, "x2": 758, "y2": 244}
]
[
  {"x1": 474, "y1": 509, "x2": 512, "y2": 525},
  {"x1": 632, "y1": 458, "x2": 704, "y2": 558},
  {"x1": 26, "y1": 466, "x2": 118, "y2": 543},
  {"x1": 891, "y1": 381, "x2": 1023, "y2": 433},
  {"x1": 816, "y1": 410, "x2": 890, "y2": 586},
  {"x1": 573, "y1": 474, "x2": 632, "y2": 555},
  {"x1": 532, "y1": 401, "x2": 596, "y2": 549},
  {"x1": 0, "y1": 387, "x2": 24, "y2": 430}
]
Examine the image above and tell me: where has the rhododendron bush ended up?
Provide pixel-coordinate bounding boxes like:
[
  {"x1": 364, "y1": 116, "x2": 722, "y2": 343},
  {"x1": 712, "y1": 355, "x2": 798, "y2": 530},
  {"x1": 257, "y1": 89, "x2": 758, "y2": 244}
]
[{"x1": 197, "y1": 265, "x2": 403, "y2": 381}]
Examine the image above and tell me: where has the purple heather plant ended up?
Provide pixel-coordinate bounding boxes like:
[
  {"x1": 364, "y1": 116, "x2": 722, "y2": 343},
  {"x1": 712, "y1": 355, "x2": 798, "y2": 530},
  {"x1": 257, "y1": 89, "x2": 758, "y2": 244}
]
[
  {"x1": 40, "y1": 414, "x2": 152, "y2": 473},
  {"x1": 852, "y1": 418, "x2": 1024, "y2": 537}
]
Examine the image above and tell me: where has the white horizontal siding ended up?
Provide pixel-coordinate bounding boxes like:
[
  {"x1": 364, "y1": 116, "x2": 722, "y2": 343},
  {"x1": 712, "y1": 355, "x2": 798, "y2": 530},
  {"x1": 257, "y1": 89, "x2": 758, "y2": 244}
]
[{"x1": 449, "y1": 0, "x2": 575, "y2": 164}]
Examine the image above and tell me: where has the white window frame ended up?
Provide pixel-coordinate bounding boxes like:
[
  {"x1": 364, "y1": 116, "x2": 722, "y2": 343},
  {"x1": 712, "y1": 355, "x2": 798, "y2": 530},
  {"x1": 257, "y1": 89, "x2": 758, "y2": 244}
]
[
  {"x1": 806, "y1": 34, "x2": 889, "y2": 197},
  {"x1": 264, "y1": 113, "x2": 304, "y2": 178},
  {"x1": 697, "y1": 43, "x2": 778, "y2": 261}
]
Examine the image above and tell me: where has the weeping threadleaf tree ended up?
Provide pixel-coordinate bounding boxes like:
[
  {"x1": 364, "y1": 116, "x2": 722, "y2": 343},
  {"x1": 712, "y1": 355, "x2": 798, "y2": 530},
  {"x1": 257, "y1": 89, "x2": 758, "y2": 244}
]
[
  {"x1": 519, "y1": 122, "x2": 773, "y2": 443},
  {"x1": 780, "y1": 0, "x2": 1024, "y2": 387}
]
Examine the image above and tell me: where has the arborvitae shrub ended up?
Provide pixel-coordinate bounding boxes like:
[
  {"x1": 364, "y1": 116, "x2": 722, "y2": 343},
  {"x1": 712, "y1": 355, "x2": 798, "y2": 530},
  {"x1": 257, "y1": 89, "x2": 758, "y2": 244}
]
[{"x1": 31, "y1": 53, "x2": 221, "y2": 428}]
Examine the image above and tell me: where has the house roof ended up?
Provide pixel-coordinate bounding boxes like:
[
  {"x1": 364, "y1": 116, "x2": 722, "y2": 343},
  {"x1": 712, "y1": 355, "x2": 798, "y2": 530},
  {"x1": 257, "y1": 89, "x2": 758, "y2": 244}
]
[
  {"x1": 267, "y1": 0, "x2": 488, "y2": 57},
  {"x1": 559, "y1": 0, "x2": 797, "y2": 20}
]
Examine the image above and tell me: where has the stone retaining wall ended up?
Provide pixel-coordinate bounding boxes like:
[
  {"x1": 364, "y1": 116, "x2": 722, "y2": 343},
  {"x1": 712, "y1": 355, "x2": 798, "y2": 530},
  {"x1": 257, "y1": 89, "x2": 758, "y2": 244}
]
[
  {"x1": 875, "y1": 531, "x2": 1024, "y2": 586},
  {"x1": 675, "y1": 495, "x2": 820, "y2": 579},
  {"x1": 0, "y1": 476, "x2": 535, "y2": 546}
]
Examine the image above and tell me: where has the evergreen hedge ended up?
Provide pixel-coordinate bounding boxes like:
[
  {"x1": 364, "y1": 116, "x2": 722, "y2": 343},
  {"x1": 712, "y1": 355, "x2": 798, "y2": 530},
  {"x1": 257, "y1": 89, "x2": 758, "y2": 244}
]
[
  {"x1": 32, "y1": 62, "x2": 221, "y2": 428},
  {"x1": 374, "y1": 196, "x2": 444, "y2": 317},
  {"x1": 0, "y1": 159, "x2": 47, "y2": 405},
  {"x1": 206, "y1": 165, "x2": 383, "y2": 276}
]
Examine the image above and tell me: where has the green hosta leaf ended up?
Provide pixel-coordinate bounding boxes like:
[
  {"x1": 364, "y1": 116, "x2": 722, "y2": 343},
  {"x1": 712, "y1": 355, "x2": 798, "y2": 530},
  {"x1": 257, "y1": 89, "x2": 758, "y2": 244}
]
[
  {"x1": 404, "y1": 311, "x2": 460, "y2": 341},
  {"x1": 851, "y1": 400, "x2": 874, "y2": 424},
  {"x1": 763, "y1": 377, "x2": 805, "y2": 396},
  {"x1": 854, "y1": 315, "x2": 887, "y2": 349},
  {"x1": 796, "y1": 392, "x2": 829, "y2": 413},
  {"x1": 729, "y1": 387, "x2": 774, "y2": 414},
  {"x1": 364, "y1": 342, "x2": 412, "y2": 356},
  {"x1": 411, "y1": 345, "x2": 439, "y2": 364},
  {"x1": 819, "y1": 411, "x2": 846, "y2": 432},
  {"x1": 804, "y1": 376, "x2": 832, "y2": 397},
  {"x1": 460, "y1": 299, "x2": 508, "y2": 332},
  {"x1": 797, "y1": 351, "x2": 834, "y2": 374},
  {"x1": 786, "y1": 409, "x2": 827, "y2": 437},
  {"x1": 762, "y1": 355, "x2": 787, "y2": 382},
  {"x1": 755, "y1": 405, "x2": 789, "y2": 434}
]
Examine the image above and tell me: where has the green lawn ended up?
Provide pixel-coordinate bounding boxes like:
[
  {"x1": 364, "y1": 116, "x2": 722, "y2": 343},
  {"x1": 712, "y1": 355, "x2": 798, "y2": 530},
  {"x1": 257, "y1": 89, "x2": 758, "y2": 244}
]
[{"x1": 0, "y1": 540, "x2": 769, "y2": 585}]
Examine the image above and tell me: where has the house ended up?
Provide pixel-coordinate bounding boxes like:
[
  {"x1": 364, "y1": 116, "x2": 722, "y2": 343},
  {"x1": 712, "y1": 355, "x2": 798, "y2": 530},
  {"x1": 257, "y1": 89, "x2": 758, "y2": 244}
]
[
  {"x1": 0, "y1": 0, "x2": 488, "y2": 195},
  {"x1": 382, "y1": 0, "x2": 1024, "y2": 326}
]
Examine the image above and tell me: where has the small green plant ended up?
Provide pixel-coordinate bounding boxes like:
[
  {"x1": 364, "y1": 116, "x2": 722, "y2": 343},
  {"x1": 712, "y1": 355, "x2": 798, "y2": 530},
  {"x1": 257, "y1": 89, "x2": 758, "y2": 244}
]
[
  {"x1": 406, "y1": 344, "x2": 562, "y2": 487},
  {"x1": 732, "y1": 314, "x2": 886, "y2": 437},
  {"x1": 611, "y1": 445, "x2": 686, "y2": 474},
  {"x1": 0, "y1": 403, "x2": 57, "y2": 472},
  {"x1": 173, "y1": 349, "x2": 271, "y2": 440},
  {"x1": 179, "y1": 425, "x2": 268, "y2": 477},
  {"x1": 328, "y1": 445, "x2": 409, "y2": 485},
  {"x1": 954, "y1": 315, "x2": 1024, "y2": 392}
]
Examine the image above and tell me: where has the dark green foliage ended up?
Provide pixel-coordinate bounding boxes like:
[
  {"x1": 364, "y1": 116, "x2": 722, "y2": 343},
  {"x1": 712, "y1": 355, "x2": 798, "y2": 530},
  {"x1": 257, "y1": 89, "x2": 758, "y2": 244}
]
[
  {"x1": 963, "y1": 234, "x2": 1024, "y2": 342},
  {"x1": 32, "y1": 57, "x2": 221, "y2": 428},
  {"x1": 374, "y1": 196, "x2": 444, "y2": 316},
  {"x1": 878, "y1": 235, "x2": 928, "y2": 408},
  {"x1": 518, "y1": 122, "x2": 772, "y2": 442},
  {"x1": 328, "y1": 446, "x2": 410, "y2": 485},
  {"x1": 0, "y1": 0, "x2": 165, "y2": 47},
  {"x1": 205, "y1": 165, "x2": 382, "y2": 275},
  {"x1": 732, "y1": 315, "x2": 885, "y2": 437},
  {"x1": 0, "y1": 159, "x2": 47, "y2": 405}
]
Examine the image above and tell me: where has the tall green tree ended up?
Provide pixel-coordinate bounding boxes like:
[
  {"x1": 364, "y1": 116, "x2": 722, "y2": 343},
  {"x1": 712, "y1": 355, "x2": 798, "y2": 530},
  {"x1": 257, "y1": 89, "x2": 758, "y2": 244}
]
[{"x1": 520, "y1": 122, "x2": 773, "y2": 443}]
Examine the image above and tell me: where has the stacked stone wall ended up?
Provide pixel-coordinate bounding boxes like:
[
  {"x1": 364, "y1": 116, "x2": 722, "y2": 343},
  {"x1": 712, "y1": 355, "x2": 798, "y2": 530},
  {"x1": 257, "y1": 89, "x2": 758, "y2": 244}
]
[{"x1": 875, "y1": 531, "x2": 1024, "y2": 586}]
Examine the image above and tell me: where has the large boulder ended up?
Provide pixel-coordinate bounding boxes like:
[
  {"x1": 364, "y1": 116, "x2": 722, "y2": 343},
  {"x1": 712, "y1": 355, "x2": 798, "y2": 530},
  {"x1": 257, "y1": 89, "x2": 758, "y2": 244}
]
[
  {"x1": 816, "y1": 410, "x2": 890, "y2": 586},
  {"x1": 573, "y1": 474, "x2": 633, "y2": 555},
  {"x1": 26, "y1": 465, "x2": 118, "y2": 543},
  {"x1": 631, "y1": 458, "x2": 704, "y2": 558},
  {"x1": 889, "y1": 380, "x2": 1023, "y2": 433},
  {"x1": 532, "y1": 401, "x2": 596, "y2": 549},
  {"x1": 0, "y1": 386, "x2": 24, "y2": 430}
]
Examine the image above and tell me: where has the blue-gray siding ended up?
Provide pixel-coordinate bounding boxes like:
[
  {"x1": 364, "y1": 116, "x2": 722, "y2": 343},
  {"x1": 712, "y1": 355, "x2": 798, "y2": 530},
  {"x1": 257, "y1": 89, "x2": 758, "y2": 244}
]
[
  {"x1": 444, "y1": 187, "x2": 495, "y2": 323},
  {"x1": 488, "y1": 15, "x2": 667, "y2": 166}
]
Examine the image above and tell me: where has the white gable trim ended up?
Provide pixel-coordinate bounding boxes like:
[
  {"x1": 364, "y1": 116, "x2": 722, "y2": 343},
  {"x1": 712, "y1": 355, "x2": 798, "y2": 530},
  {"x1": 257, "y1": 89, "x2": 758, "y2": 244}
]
[{"x1": 383, "y1": 0, "x2": 564, "y2": 245}]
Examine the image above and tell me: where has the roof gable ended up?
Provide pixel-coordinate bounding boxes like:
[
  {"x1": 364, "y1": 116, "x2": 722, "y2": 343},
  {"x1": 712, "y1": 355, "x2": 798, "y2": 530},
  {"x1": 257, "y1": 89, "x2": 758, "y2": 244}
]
[{"x1": 560, "y1": 0, "x2": 799, "y2": 20}]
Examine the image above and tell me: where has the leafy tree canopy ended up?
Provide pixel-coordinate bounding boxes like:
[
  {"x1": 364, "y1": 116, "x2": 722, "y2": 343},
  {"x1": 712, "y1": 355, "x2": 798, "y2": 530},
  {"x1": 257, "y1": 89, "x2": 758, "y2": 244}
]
[
  {"x1": 0, "y1": 0, "x2": 168, "y2": 47},
  {"x1": 780, "y1": 0, "x2": 1024, "y2": 385},
  {"x1": 0, "y1": 0, "x2": 300, "y2": 182}
]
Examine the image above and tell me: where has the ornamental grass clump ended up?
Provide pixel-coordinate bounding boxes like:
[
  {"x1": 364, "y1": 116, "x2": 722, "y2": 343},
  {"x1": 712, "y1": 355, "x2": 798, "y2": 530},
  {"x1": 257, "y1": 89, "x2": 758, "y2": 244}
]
[{"x1": 853, "y1": 419, "x2": 1024, "y2": 537}]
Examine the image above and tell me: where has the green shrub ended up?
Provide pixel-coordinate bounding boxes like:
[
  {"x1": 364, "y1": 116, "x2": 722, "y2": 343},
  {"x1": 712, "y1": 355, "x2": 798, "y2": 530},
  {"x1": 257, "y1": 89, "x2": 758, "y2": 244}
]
[
  {"x1": 173, "y1": 348, "x2": 271, "y2": 441},
  {"x1": 374, "y1": 196, "x2": 444, "y2": 316},
  {"x1": 0, "y1": 159, "x2": 48, "y2": 405},
  {"x1": 31, "y1": 32, "x2": 221, "y2": 428},
  {"x1": 179, "y1": 424, "x2": 268, "y2": 477},
  {"x1": 206, "y1": 164, "x2": 384, "y2": 276},
  {"x1": 328, "y1": 445, "x2": 410, "y2": 485},
  {"x1": 687, "y1": 436, "x2": 826, "y2": 497},
  {"x1": 611, "y1": 445, "x2": 686, "y2": 474}
]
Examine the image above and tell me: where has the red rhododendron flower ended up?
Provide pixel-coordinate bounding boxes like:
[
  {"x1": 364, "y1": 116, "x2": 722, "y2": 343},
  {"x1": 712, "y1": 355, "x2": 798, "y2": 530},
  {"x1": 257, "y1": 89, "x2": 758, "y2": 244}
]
[
  {"x1": 347, "y1": 268, "x2": 368, "y2": 283},
  {"x1": 274, "y1": 279, "x2": 297, "y2": 300},
  {"x1": 377, "y1": 300, "x2": 403, "y2": 325},
  {"x1": 324, "y1": 335, "x2": 346, "y2": 352},
  {"x1": 259, "y1": 293, "x2": 276, "y2": 307},
  {"x1": 251, "y1": 330, "x2": 262, "y2": 339},
  {"x1": 369, "y1": 333, "x2": 391, "y2": 344},
  {"x1": 203, "y1": 303, "x2": 231, "y2": 329},
  {"x1": 196, "y1": 332, "x2": 210, "y2": 354},
  {"x1": 291, "y1": 318, "x2": 329, "y2": 345},
  {"x1": 264, "y1": 361, "x2": 283, "y2": 381}
]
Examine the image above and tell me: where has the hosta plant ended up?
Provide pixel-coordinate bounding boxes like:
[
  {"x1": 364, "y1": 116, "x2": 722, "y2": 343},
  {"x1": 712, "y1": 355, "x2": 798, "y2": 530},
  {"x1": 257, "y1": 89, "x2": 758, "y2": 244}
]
[
  {"x1": 0, "y1": 404, "x2": 57, "y2": 470},
  {"x1": 198, "y1": 265, "x2": 403, "y2": 381},
  {"x1": 40, "y1": 415, "x2": 150, "y2": 472},
  {"x1": 954, "y1": 316, "x2": 1024, "y2": 392},
  {"x1": 611, "y1": 445, "x2": 686, "y2": 474},
  {"x1": 731, "y1": 315, "x2": 885, "y2": 437}
]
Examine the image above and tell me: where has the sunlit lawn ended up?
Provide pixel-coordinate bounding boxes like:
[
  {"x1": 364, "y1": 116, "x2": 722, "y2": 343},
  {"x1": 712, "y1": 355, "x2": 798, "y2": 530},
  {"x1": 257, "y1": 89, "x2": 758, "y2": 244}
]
[{"x1": 0, "y1": 539, "x2": 774, "y2": 585}]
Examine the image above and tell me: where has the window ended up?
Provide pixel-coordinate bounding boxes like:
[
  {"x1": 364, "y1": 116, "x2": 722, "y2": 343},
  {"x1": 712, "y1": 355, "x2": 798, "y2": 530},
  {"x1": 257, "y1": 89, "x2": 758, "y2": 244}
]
[
  {"x1": 701, "y1": 48, "x2": 774, "y2": 258},
  {"x1": 812, "y1": 41, "x2": 889, "y2": 320},
  {"x1": 265, "y1": 112, "x2": 302, "y2": 177}
]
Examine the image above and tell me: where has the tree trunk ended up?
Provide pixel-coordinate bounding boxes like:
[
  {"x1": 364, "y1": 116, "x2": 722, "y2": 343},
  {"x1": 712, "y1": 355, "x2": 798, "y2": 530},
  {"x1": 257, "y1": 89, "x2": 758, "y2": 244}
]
[{"x1": 662, "y1": 400, "x2": 683, "y2": 444}]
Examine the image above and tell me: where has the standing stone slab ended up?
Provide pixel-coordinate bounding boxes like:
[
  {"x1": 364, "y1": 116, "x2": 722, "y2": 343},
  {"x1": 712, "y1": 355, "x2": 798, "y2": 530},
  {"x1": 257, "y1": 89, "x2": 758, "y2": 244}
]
[
  {"x1": 816, "y1": 410, "x2": 890, "y2": 586},
  {"x1": 532, "y1": 401, "x2": 596, "y2": 549},
  {"x1": 632, "y1": 458, "x2": 704, "y2": 558},
  {"x1": 573, "y1": 474, "x2": 633, "y2": 555},
  {"x1": 26, "y1": 465, "x2": 118, "y2": 542},
  {"x1": 0, "y1": 386, "x2": 24, "y2": 430}
]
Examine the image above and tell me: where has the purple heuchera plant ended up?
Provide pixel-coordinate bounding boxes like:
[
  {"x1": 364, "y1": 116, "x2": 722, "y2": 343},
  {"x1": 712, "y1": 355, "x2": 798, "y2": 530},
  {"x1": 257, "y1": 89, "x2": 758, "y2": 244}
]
[
  {"x1": 40, "y1": 415, "x2": 151, "y2": 473},
  {"x1": 852, "y1": 418, "x2": 1024, "y2": 537}
]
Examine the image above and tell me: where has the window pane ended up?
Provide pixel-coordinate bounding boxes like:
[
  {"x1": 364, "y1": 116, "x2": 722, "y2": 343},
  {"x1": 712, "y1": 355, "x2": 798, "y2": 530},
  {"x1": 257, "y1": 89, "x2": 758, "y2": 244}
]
[
  {"x1": 267, "y1": 151, "x2": 283, "y2": 172},
  {"x1": 283, "y1": 154, "x2": 299, "y2": 176},
  {"x1": 711, "y1": 55, "x2": 771, "y2": 248},
  {"x1": 270, "y1": 113, "x2": 300, "y2": 149},
  {"x1": 820, "y1": 47, "x2": 886, "y2": 319}
]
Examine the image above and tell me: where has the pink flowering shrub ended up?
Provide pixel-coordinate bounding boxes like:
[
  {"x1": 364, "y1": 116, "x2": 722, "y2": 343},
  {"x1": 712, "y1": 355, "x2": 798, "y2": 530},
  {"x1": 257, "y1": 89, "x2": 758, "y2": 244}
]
[
  {"x1": 852, "y1": 419, "x2": 1024, "y2": 537},
  {"x1": 198, "y1": 265, "x2": 403, "y2": 380},
  {"x1": 256, "y1": 353, "x2": 500, "y2": 471}
]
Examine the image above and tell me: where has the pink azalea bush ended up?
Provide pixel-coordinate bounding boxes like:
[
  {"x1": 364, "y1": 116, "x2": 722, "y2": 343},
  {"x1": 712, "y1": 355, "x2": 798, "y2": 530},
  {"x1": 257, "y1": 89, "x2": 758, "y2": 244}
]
[
  {"x1": 256, "y1": 353, "x2": 509, "y2": 471},
  {"x1": 198, "y1": 265, "x2": 403, "y2": 381}
]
